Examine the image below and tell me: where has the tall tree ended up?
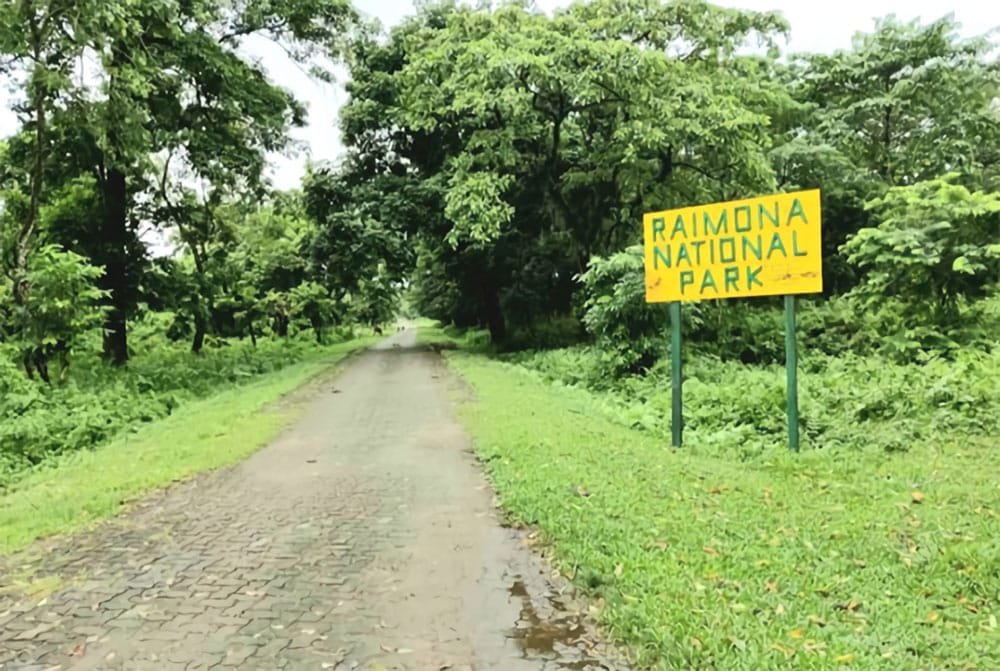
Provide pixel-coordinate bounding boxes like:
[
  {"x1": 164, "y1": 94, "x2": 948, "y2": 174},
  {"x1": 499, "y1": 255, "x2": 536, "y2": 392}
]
[
  {"x1": 0, "y1": 0, "x2": 82, "y2": 312},
  {"x1": 796, "y1": 16, "x2": 999, "y2": 187},
  {"x1": 0, "y1": 0, "x2": 356, "y2": 364},
  {"x1": 340, "y1": 0, "x2": 791, "y2": 340},
  {"x1": 776, "y1": 16, "x2": 1000, "y2": 291}
]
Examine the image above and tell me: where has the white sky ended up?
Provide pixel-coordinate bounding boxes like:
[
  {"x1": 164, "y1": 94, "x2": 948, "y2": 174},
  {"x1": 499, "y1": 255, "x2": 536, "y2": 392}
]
[{"x1": 1, "y1": 0, "x2": 997, "y2": 190}]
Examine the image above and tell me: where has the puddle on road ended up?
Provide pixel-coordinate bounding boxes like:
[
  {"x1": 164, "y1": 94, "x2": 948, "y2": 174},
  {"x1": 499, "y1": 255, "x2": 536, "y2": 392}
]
[{"x1": 508, "y1": 578, "x2": 614, "y2": 670}]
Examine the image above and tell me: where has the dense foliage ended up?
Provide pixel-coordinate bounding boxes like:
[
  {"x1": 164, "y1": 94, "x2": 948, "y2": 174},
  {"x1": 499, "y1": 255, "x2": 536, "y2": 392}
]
[
  {"x1": 0, "y1": 0, "x2": 399, "y2": 479},
  {"x1": 510, "y1": 341, "x2": 1000, "y2": 457},
  {"x1": 331, "y1": 3, "x2": 998, "y2": 366},
  {"x1": 0, "y1": 328, "x2": 364, "y2": 488}
]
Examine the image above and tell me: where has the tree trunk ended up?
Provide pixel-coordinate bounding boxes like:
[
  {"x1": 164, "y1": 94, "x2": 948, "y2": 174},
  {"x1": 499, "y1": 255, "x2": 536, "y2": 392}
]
[
  {"x1": 310, "y1": 317, "x2": 324, "y2": 344},
  {"x1": 275, "y1": 315, "x2": 289, "y2": 337},
  {"x1": 23, "y1": 348, "x2": 50, "y2": 384},
  {"x1": 192, "y1": 312, "x2": 207, "y2": 354},
  {"x1": 100, "y1": 167, "x2": 130, "y2": 365},
  {"x1": 13, "y1": 61, "x2": 46, "y2": 301},
  {"x1": 22, "y1": 350, "x2": 36, "y2": 381},
  {"x1": 880, "y1": 103, "x2": 894, "y2": 183},
  {"x1": 479, "y1": 274, "x2": 506, "y2": 343},
  {"x1": 12, "y1": 42, "x2": 50, "y2": 380}
]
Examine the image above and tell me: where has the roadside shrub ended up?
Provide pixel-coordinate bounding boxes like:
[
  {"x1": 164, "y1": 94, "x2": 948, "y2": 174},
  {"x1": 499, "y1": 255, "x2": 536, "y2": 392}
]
[
  {"x1": 511, "y1": 344, "x2": 1000, "y2": 457},
  {"x1": 501, "y1": 315, "x2": 585, "y2": 352},
  {"x1": 578, "y1": 247, "x2": 669, "y2": 375},
  {"x1": 0, "y1": 330, "x2": 360, "y2": 489}
]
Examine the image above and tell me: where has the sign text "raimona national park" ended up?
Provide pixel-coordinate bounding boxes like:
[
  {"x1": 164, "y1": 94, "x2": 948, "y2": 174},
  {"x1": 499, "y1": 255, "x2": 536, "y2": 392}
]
[{"x1": 643, "y1": 189, "x2": 823, "y2": 303}]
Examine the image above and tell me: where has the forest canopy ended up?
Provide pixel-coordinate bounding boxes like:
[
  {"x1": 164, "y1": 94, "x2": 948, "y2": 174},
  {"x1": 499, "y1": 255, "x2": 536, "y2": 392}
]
[{"x1": 0, "y1": 0, "x2": 998, "y2": 471}]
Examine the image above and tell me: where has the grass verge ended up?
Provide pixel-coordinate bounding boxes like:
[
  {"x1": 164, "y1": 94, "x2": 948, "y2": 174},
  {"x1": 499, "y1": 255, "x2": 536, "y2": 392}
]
[
  {"x1": 427, "y1": 329, "x2": 999, "y2": 669},
  {"x1": 0, "y1": 336, "x2": 377, "y2": 555}
]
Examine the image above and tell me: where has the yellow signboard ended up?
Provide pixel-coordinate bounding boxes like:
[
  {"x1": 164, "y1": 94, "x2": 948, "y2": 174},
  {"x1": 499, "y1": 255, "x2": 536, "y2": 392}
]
[{"x1": 643, "y1": 189, "x2": 822, "y2": 303}]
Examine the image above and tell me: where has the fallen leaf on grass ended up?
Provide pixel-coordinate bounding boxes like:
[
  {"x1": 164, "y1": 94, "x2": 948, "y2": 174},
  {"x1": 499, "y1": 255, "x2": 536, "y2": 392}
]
[
  {"x1": 764, "y1": 580, "x2": 778, "y2": 593},
  {"x1": 789, "y1": 628, "x2": 804, "y2": 639},
  {"x1": 702, "y1": 546, "x2": 719, "y2": 557},
  {"x1": 614, "y1": 563, "x2": 624, "y2": 577},
  {"x1": 770, "y1": 643, "x2": 795, "y2": 658},
  {"x1": 926, "y1": 611, "x2": 940, "y2": 623},
  {"x1": 836, "y1": 653, "x2": 855, "y2": 664},
  {"x1": 911, "y1": 490, "x2": 925, "y2": 504}
]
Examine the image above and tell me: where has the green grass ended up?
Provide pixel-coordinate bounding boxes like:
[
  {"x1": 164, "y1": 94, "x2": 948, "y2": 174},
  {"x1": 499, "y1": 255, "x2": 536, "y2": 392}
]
[
  {"x1": 415, "y1": 318, "x2": 492, "y2": 351},
  {"x1": 0, "y1": 336, "x2": 377, "y2": 555},
  {"x1": 431, "y1": 334, "x2": 999, "y2": 669},
  {"x1": 1, "y1": 328, "x2": 376, "y2": 485}
]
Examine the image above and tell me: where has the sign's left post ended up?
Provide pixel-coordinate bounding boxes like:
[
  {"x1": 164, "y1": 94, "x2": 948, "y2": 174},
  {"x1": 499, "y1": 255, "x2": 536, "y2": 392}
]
[{"x1": 669, "y1": 301, "x2": 683, "y2": 448}]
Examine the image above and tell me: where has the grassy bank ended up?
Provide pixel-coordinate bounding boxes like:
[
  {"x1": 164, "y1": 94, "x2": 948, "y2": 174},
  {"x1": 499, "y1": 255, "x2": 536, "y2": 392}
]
[
  {"x1": 0, "y1": 336, "x2": 376, "y2": 555},
  {"x1": 422, "y1": 326, "x2": 999, "y2": 669},
  {"x1": 0, "y1": 328, "x2": 376, "y2": 486}
]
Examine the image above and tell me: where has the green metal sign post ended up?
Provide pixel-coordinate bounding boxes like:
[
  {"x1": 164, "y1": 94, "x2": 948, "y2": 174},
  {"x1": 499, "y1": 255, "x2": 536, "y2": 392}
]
[
  {"x1": 784, "y1": 295, "x2": 800, "y2": 452},
  {"x1": 670, "y1": 301, "x2": 683, "y2": 448}
]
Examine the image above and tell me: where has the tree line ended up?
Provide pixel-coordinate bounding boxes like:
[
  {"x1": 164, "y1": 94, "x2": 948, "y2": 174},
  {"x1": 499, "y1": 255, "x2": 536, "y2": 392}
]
[
  {"x1": 0, "y1": 0, "x2": 406, "y2": 383},
  {"x1": 1, "y1": 0, "x2": 998, "y2": 383},
  {"x1": 335, "y1": 0, "x2": 998, "y2": 368}
]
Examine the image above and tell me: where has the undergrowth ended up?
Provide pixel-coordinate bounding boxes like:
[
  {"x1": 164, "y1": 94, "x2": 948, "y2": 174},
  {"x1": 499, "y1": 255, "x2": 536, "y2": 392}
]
[
  {"x1": 0, "y1": 334, "x2": 376, "y2": 554},
  {"x1": 0, "y1": 323, "x2": 369, "y2": 488},
  {"x1": 420, "y1": 319, "x2": 1000, "y2": 459},
  {"x1": 509, "y1": 346, "x2": 1000, "y2": 459}
]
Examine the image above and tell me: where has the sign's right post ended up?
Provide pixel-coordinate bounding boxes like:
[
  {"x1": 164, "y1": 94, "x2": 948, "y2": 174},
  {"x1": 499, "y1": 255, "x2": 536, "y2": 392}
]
[
  {"x1": 669, "y1": 301, "x2": 683, "y2": 448},
  {"x1": 784, "y1": 295, "x2": 799, "y2": 452}
]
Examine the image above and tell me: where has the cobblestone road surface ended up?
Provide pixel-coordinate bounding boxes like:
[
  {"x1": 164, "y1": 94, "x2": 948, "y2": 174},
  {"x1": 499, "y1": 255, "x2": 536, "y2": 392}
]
[{"x1": 0, "y1": 328, "x2": 629, "y2": 670}]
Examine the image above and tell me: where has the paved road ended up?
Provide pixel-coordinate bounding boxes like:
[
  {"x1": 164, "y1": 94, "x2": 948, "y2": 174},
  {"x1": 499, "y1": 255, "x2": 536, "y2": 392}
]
[{"x1": 0, "y1": 329, "x2": 627, "y2": 670}]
